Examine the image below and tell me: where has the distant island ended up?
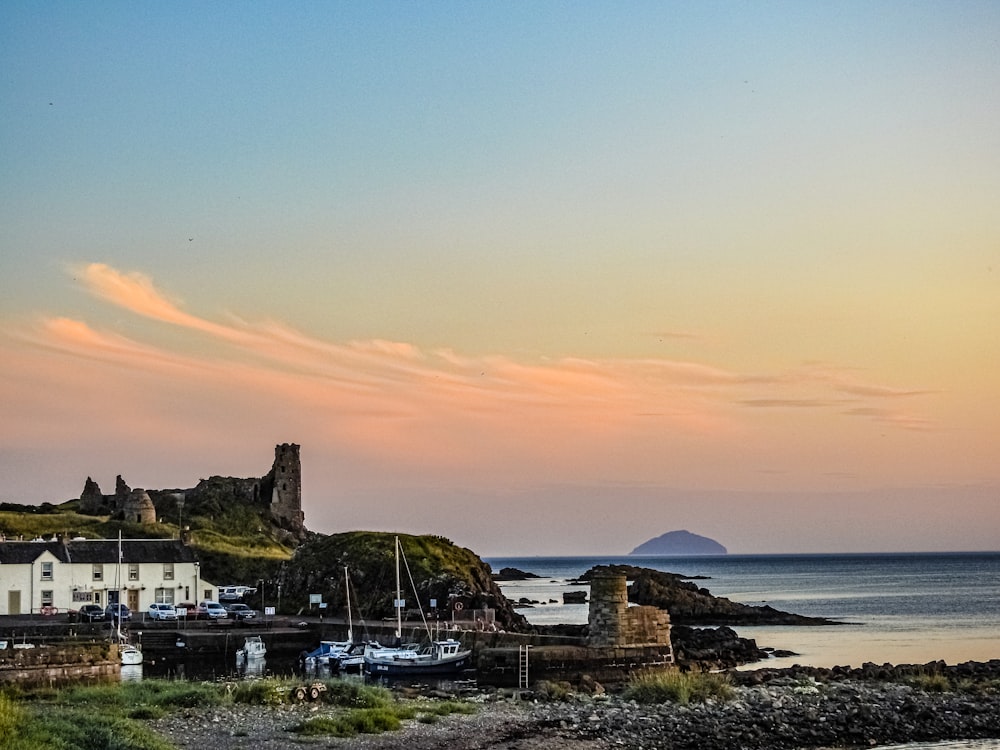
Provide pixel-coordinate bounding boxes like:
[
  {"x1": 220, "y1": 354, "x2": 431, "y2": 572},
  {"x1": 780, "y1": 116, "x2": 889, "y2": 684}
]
[{"x1": 630, "y1": 529, "x2": 727, "y2": 556}]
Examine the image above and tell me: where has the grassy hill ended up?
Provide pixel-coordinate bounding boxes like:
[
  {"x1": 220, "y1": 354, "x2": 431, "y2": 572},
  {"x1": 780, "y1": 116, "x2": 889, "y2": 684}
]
[{"x1": 280, "y1": 531, "x2": 529, "y2": 631}]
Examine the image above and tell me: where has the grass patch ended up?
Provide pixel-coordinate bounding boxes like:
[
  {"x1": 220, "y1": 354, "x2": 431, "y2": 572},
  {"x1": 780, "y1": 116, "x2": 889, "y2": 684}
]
[
  {"x1": 623, "y1": 669, "x2": 734, "y2": 705},
  {"x1": 5, "y1": 705, "x2": 174, "y2": 750},
  {"x1": 294, "y1": 707, "x2": 402, "y2": 737},
  {"x1": 228, "y1": 678, "x2": 290, "y2": 705},
  {"x1": 906, "y1": 671, "x2": 952, "y2": 693},
  {"x1": 322, "y1": 680, "x2": 393, "y2": 708},
  {"x1": 61, "y1": 679, "x2": 223, "y2": 709}
]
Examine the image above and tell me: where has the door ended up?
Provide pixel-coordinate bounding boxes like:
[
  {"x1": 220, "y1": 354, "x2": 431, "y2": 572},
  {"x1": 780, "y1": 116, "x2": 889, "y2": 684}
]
[
  {"x1": 8, "y1": 590, "x2": 21, "y2": 615},
  {"x1": 127, "y1": 589, "x2": 139, "y2": 612}
]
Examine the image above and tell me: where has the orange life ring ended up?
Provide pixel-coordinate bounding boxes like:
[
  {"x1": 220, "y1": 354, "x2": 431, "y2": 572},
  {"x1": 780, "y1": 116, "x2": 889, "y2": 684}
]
[{"x1": 40, "y1": 605, "x2": 56, "y2": 616}]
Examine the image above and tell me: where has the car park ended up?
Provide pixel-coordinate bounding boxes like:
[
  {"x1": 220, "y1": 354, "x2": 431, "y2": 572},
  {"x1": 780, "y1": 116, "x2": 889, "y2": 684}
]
[
  {"x1": 148, "y1": 602, "x2": 178, "y2": 621},
  {"x1": 76, "y1": 604, "x2": 105, "y2": 622},
  {"x1": 198, "y1": 600, "x2": 228, "y2": 619},
  {"x1": 225, "y1": 603, "x2": 258, "y2": 621},
  {"x1": 105, "y1": 603, "x2": 131, "y2": 622}
]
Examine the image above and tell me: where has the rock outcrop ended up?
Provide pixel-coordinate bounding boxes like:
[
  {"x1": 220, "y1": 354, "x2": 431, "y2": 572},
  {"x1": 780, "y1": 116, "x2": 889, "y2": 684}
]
[
  {"x1": 280, "y1": 532, "x2": 529, "y2": 632},
  {"x1": 581, "y1": 564, "x2": 838, "y2": 626}
]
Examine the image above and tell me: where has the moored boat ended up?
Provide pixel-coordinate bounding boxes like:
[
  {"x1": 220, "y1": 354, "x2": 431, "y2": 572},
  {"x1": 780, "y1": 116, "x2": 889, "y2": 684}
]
[
  {"x1": 364, "y1": 638, "x2": 472, "y2": 676},
  {"x1": 362, "y1": 537, "x2": 473, "y2": 677},
  {"x1": 236, "y1": 635, "x2": 266, "y2": 660}
]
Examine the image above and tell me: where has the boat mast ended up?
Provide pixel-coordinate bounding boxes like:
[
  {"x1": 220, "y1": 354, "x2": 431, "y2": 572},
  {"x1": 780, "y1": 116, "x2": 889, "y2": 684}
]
[
  {"x1": 394, "y1": 536, "x2": 402, "y2": 639},
  {"x1": 344, "y1": 565, "x2": 353, "y2": 643},
  {"x1": 116, "y1": 531, "x2": 125, "y2": 641}
]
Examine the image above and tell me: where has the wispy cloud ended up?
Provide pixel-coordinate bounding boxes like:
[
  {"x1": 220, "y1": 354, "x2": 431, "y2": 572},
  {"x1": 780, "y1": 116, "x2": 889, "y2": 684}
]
[
  {"x1": 55, "y1": 265, "x2": 937, "y2": 430},
  {"x1": 4, "y1": 263, "x2": 939, "y2": 478}
]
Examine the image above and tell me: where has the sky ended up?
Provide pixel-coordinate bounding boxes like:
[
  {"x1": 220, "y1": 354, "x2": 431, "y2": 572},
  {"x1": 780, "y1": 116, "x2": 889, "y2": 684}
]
[{"x1": 1, "y1": 2, "x2": 998, "y2": 556}]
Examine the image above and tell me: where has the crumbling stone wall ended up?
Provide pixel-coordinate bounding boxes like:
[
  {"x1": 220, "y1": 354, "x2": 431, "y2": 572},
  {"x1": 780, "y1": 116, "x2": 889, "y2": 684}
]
[{"x1": 121, "y1": 489, "x2": 156, "y2": 524}]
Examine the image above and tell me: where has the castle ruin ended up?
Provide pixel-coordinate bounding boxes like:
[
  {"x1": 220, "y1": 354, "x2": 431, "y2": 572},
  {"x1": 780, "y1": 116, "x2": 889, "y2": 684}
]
[{"x1": 77, "y1": 443, "x2": 306, "y2": 540}]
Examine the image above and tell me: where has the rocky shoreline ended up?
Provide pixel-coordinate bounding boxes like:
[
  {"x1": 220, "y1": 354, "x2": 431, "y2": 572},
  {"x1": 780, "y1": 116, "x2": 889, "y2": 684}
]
[{"x1": 150, "y1": 661, "x2": 1000, "y2": 750}]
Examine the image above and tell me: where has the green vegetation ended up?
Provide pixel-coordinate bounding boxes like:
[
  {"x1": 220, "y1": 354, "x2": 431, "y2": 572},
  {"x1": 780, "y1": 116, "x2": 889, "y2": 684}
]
[
  {"x1": 1, "y1": 676, "x2": 478, "y2": 748},
  {"x1": 623, "y1": 669, "x2": 735, "y2": 705},
  {"x1": 902, "y1": 670, "x2": 1000, "y2": 695},
  {"x1": 907, "y1": 671, "x2": 952, "y2": 693},
  {"x1": 282, "y1": 531, "x2": 523, "y2": 628},
  {"x1": 294, "y1": 707, "x2": 403, "y2": 737},
  {"x1": 292, "y1": 697, "x2": 476, "y2": 737}
]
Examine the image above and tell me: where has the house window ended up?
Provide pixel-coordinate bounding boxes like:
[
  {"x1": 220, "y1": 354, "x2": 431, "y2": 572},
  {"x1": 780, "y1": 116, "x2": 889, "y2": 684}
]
[
  {"x1": 128, "y1": 563, "x2": 139, "y2": 581},
  {"x1": 41, "y1": 562, "x2": 53, "y2": 581},
  {"x1": 154, "y1": 587, "x2": 175, "y2": 605},
  {"x1": 92, "y1": 564, "x2": 103, "y2": 582},
  {"x1": 41, "y1": 590, "x2": 53, "y2": 607},
  {"x1": 163, "y1": 563, "x2": 174, "y2": 580}
]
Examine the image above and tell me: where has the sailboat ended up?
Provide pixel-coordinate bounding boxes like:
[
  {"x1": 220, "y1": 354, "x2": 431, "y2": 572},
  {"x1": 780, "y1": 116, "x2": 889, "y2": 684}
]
[
  {"x1": 363, "y1": 536, "x2": 472, "y2": 676},
  {"x1": 114, "y1": 532, "x2": 143, "y2": 666}
]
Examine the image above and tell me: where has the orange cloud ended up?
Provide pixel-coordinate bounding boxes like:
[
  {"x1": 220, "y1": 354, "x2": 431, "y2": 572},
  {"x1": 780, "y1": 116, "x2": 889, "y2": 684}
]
[{"x1": 2, "y1": 262, "x2": 942, "y2": 484}]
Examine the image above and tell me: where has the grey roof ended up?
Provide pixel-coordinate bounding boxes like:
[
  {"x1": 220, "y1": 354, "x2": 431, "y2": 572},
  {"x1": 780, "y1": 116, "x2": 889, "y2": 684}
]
[{"x1": 0, "y1": 539, "x2": 199, "y2": 565}]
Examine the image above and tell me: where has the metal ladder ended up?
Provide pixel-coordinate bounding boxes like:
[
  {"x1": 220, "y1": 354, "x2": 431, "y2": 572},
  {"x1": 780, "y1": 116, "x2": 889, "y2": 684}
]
[{"x1": 518, "y1": 644, "x2": 531, "y2": 689}]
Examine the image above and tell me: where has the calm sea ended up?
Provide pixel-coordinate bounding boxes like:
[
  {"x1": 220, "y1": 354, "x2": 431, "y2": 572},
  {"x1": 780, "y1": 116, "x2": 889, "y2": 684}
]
[{"x1": 484, "y1": 552, "x2": 1000, "y2": 669}]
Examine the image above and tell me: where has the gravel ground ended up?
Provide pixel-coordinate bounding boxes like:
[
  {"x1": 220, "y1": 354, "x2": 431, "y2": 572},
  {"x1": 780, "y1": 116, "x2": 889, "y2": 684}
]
[
  {"x1": 149, "y1": 677, "x2": 1000, "y2": 750},
  {"x1": 150, "y1": 699, "x2": 600, "y2": 750}
]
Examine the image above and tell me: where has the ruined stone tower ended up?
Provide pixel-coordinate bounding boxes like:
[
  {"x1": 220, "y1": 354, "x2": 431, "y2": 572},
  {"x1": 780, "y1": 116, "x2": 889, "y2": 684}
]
[
  {"x1": 588, "y1": 572, "x2": 630, "y2": 647},
  {"x1": 587, "y1": 572, "x2": 673, "y2": 652},
  {"x1": 268, "y1": 443, "x2": 304, "y2": 534}
]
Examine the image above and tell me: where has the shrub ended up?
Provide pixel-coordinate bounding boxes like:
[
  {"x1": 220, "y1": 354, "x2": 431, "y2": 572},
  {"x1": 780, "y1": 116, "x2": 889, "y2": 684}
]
[
  {"x1": 909, "y1": 672, "x2": 951, "y2": 693},
  {"x1": 623, "y1": 669, "x2": 734, "y2": 705}
]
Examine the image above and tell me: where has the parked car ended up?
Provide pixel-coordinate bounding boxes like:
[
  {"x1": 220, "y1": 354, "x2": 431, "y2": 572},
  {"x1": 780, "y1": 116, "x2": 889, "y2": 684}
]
[
  {"x1": 198, "y1": 600, "x2": 228, "y2": 619},
  {"x1": 105, "y1": 603, "x2": 131, "y2": 622},
  {"x1": 225, "y1": 603, "x2": 257, "y2": 621},
  {"x1": 148, "y1": 602, "x2": 178, "y2": 621},
  {"x1": 76, "y1": 604, "x2": 105, "y2": 622},
  {"x1": 218, "y1": 585, "x2": 257, "y2": 602}
]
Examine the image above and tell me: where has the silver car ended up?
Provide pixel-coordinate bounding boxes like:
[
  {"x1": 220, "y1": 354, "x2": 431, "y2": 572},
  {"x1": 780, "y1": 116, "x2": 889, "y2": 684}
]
[{"x1": 148, "y1": 602, "x2": 178, "y2": 621}]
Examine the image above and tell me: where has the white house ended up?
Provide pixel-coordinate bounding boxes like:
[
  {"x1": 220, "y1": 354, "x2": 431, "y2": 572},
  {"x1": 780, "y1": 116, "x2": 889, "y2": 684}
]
[{"x1": 0, "y1": 537, "x2": 216, "y2": 616}]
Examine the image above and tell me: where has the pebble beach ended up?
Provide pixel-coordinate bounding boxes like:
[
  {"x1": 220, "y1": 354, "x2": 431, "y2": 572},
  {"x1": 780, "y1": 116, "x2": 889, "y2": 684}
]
[{"x1": 150, "y1": 661, "x2": 1000, "y2": 750}]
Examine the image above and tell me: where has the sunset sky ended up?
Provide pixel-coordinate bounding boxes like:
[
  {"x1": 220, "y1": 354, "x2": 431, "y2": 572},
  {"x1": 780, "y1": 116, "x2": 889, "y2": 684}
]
[{"x1": 2, "y1": 3, "x2": 998, "y2": 556}]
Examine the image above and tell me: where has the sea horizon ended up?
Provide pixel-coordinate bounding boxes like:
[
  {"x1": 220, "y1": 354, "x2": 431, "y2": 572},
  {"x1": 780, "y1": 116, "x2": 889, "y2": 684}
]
[{"x1": 485, "y1": 550, "x2": 1000, "y2": 669}]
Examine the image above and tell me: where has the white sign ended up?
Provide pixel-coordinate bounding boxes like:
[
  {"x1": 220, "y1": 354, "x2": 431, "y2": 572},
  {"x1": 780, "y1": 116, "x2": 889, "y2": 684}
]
[
  {"x1": 265, "y1": 606, "x2": 275, "y2": 616},
  {"x1": 429, "y1": 599, "x2": 437, "y2": 608},
  {"x1": 174, "y1": 607, "x2": 187, "y2": 618},
  {"x1": 319, "y1": 602, "x2": 327, "y2": 609},
  {"x1": 393, "y1": 598, "x2": 406, "y2": 609},
  {"x1": 309, "y1": 594, "x2": 322, "y2": 605}
]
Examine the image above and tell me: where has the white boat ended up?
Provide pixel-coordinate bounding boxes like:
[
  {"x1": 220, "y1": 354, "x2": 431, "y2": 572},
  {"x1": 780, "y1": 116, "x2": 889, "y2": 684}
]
[
  {"x1": 363, "y1": 536, "x2": 472, "y2": 677},
  {"x1": 236, "y1": 635, "x2": 266, "y2": 660},
  {"x1": 120, "y1": 643, "x2": 143, "y2": 665},
  {"x1": 364, "y1": 638, "x2": 473, "y2": 676}
]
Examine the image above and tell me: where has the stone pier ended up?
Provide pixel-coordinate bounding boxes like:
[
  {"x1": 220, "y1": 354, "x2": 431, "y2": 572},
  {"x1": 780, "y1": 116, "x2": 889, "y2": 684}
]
[{"x1": 478, "y1": 572, "x2": 674, "y2": 687}]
